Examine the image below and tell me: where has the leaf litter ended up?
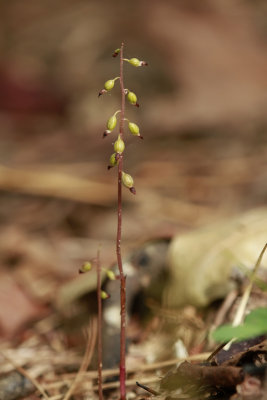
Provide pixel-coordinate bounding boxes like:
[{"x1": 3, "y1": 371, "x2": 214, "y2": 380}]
[{"x1": 0, "y1": 1, "x2": 267, "y2": 399}]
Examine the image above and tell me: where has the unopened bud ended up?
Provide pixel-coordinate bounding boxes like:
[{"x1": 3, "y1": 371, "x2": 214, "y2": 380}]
[
  {"x1": 112, "y1": 48, "x2": 120, "y2": 57},
  {"x1": 108, "y1": 153, "x2": 118, "y2": 169},
  {"x1": 128, "y1": 122, "x2": 143, "y2": 138},
  {"x1": 79, "y1": 261, "x2": 92, "y2": 273},
  {"x1": 101, "y1": 290, "x2": 110, "y2": 300},
  {"x1": 122, "y1": 171, "x2": 135, "y2": 195},
  {"x1": 106, "y1": 270, "x2": 116, "y2": 280},
  {"x1": 99, "y1": 78, "x2": 119, "y2": 96},
  {"x1": 104, "y1": 79, "x2": 115, "y2": 91},
  {"x1": 127, "y1": 58, "x2": 148, "y2": 67},
  {"x1": 107, "y1": 115, "x2": 117, "y2": 131},
  {"x1": 127, "y1": 91, "x2": 139, "y2": 107},
  {"x1": 114, "y1": 135, "x2": 125, "y2": 154}
]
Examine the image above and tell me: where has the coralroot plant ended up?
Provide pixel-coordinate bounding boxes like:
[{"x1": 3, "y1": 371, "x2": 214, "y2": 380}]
[{"x1": 99, "y1": 42, "x2": 147, "y2": 399}]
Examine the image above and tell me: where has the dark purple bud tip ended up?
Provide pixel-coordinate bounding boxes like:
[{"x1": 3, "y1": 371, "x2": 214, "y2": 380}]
[
  {"x1": 112, "y1": 49, "x2": 120, "y2": 57},
  {"x1": 107, "y1": 165, "x2": 113, "y2": 170},
  {"x1": 141, "y1": 61, "x2": 148, "y2": 66},
  {"x1": 130, "y1": 187, "x2": 136, "y2": 195},
  {"x1": 98, "y1": 89, "x2": 106, "y2": 97},
  {"x1": 139, "y1": 135, "x2": 144, "y2": 139},
  {"x1": 103, "y1": 132, "x2": 108, "y2": 138},
  {"x1": 79, "y1": 269, "x2": 84, "y2": 274},
  {"x1": 135, "y1": 102, "x2": 140, "y2": 108}
]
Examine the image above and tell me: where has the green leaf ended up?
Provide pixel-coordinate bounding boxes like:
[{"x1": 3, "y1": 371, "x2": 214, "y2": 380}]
[
  {"x1": 213, "y1": 307, "x2": 267, "y2": 342},
  {"x1": 245, "y1": 307, "x2": 267, "y2": 325}
]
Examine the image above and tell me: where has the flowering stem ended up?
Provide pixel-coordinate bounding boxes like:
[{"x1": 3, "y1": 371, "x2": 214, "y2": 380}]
[
  {"x1": 117, "y1": 41, "x2": 126, "y2": 400},
  {"x1": 96, "y1": 249, "x2": 103, "y2": 400}
]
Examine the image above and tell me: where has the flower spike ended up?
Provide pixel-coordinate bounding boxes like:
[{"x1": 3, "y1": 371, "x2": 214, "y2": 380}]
[{"x1": 97, "y1": 45, "x2": 147, "y2": 399}]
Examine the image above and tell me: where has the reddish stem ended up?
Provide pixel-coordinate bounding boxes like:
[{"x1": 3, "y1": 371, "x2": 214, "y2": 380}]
[
  {"x1": 117, "y1": 41, "x2": 127, "y2": 400},
  {"x1": 96, "y1": 249, "x2": 103, "y2": 400}
]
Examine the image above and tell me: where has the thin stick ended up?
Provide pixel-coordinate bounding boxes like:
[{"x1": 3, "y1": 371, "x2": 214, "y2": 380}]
[
  {"x1": 232, "y1": 242, "x2": 267, "y2": 327},
  {"x1": 224, "y1": 242, "x2": 267, "y2": 351},
  {"x1": 96, "y1": 250, "x2": 104, "y2": 400},
  {"x1": 93, "y1": 376, "x2": 160, "y2": 392},
  {"x1": 117, "y1": 41, "x2": 127, "y2": 400},
  {"x1": 136, "y1": 381, "x2": 160, "y2": 395}
]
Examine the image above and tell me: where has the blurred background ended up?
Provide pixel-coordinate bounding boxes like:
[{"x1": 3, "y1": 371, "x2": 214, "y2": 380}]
[{"x1": 0, "y1": 0, "x2": 266, "y2": 339}]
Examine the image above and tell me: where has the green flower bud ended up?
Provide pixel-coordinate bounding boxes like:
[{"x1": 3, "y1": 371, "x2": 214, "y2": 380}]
[
  {"x1": 79, "y1": 261, "x2": 92, "y2": 273},
  {"x1": 128, "y1": 122, "x2": 143, "y2": 138},
  {"x1": 99, "y1": 78, "x2": 119, "y2": 97},
  {"x1": 114, "y1": 135, "x2": 125, "y2": 154},
  {"x1": 129, "y1": 58, "x2": 141, "y2": 67},
  {"x1": 104, "y1": 79, "x2": 115, "y2": 91},
  {"x1": 101, "y1": 290, "x2": 109, "y2": 300},
  {"x1": 122, "y1": 171, "x2": 134, "y2": 189},
  {"x1": 107, "y1": 115, "x2": 117, "y2": 131},
  {"x1": 127, "y1": 91, "x2": 137, "y2": 104},
  {"x1": 127, "y1": 91, "x2": 139, "y2": 107},
  {"x1": 128, "y1": 122, "x2": 139, "y2": 135},
  {"x1": 125, "y1": 58, "x2": 148, "y2": 67},
  {"x1": 110, "y1": 153, "x2": 118, "y2": 166},
  {"x1": 112, "y1": 48, "x2": 120, "y2": 57},
  {"x1": 108, "y1": 153, "x2": 118, "y2": 169},
  {"x1": 106, "y1": 269, "x2": 116, "y2": 280}
]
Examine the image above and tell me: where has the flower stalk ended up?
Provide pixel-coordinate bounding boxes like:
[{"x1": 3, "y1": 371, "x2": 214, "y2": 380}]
[
  {"x1": 117, "y1": 41, "x2": 127, "y2": 400},
  {"x1": 96, "y1": 250, "x2": 103, "y2": 400},
  {"x1": 98, "y1": 41, "x2": 146, "y2": 400}
]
